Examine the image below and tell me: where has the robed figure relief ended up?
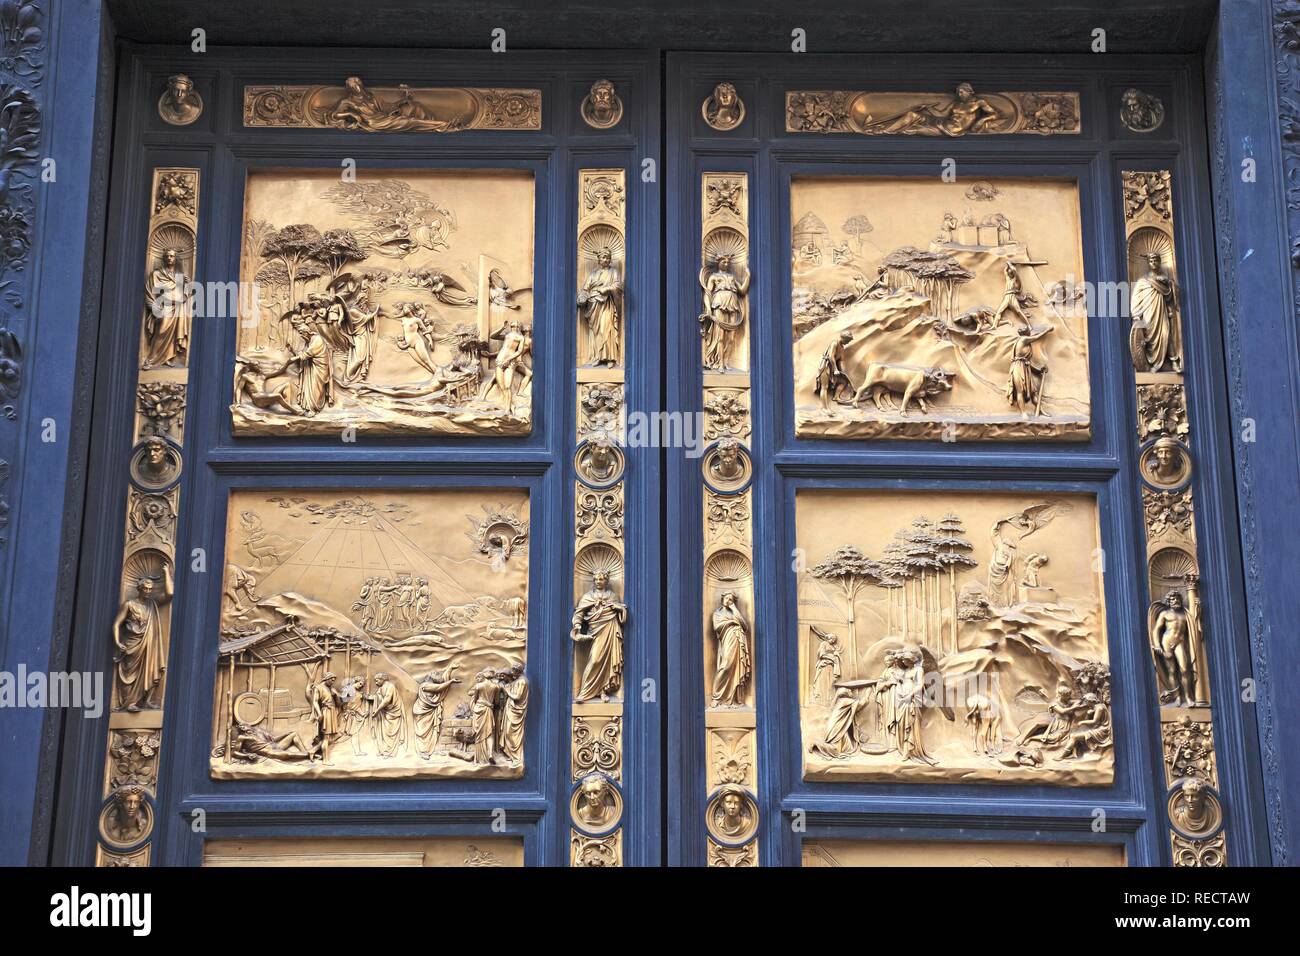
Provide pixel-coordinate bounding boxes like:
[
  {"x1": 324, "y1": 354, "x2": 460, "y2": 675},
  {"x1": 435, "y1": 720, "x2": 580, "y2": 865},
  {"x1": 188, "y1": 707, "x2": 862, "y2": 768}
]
[
  {"x1": 791, "y1": 176, "x2": 1091, "y2": 441},
  {"x1": 496, "y1": 661, "x2": 529, "y2": 764},
  {"x1": 213, "y1": 490, "x2": 530, "y2": 780},
  {"x1": 798, "y1": 490, "x2": 1112, "y2": 785},
  {"x1": 413, "y1": 667, "x2": 458, "y2": 760},
  {"x1": 578, "y1": 247, "x2": 624, "y2": 366},
  {"x1": 113, "y1": 557, "x2": 174, "y2": 711},
  {"x1": 572, "y1": 570, "x2": 627, "y2": 702},
  {"x1": 986, "y1": 502, "x2": 1070, "y2": 609},
  {"x1": 699, "y1": 250, "x2": 750, "y2": 371},
  {"x1": 232, "y1": 170, "x2": 535, "y2": 436},
  {"x1": 1130, "y1": 251, "x2": 1182, "y2": 373},
  {"x1": 371, "y1": 672, "x2": 407, "y2": 757},
  {"x1": 710, "y1": 591, "x2": 752, "y2": 707},
  {"x1": 143, "y1": 248, "x2": 192, "y2": 369}
]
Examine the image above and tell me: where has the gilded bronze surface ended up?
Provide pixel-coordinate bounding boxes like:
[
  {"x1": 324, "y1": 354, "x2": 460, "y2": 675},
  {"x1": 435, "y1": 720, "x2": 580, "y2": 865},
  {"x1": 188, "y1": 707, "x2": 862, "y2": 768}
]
[
  {"x1": 211, "y1": 488, "x2": 530, "y2": 779},
  {"x1": 797, "y1": 490, "x2": 1113, "y2": 785},
  {"x1": 244, "y1": 79, "x2": 541, "y2": 131},
  {"x1": 802, "y1": 839, "x2": 1124, "y2": 867},
  {"x1": 232, "y1": 169, "x2": 535, "y2": 436},
  {"x1": 203, "y1": 837, "x2": 523, "y2": 867},
  {"x1": 570, "y1": 168, "x2": 629, "y2": 862},
  {"x1": 792, "y1": 176, "x2": 1091, "y2": 440},
  {"x1": 786, "y1": 86, "x2": 1080, "y2": 135},
  {"x1": 97, "y1": 168, "x2": 201, "y2": 868}
]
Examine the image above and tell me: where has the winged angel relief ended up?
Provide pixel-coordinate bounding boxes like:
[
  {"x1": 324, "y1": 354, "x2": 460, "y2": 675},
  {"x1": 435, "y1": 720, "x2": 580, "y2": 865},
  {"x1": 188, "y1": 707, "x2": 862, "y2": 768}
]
[
  {"x1": 231, "y1": 170, "x2": 536, "y2": 436},
  {"x1": 797, "y1": 491, "x2": 1113, "y2": 785}
]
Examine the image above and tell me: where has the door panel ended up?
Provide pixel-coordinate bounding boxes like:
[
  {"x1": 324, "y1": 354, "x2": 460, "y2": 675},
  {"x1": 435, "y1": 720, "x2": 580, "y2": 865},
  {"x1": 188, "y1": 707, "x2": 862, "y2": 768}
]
[
  {"x1": 71, "y1": 47, "x2": 660, "y2": 867},
  {"x1": 64, "y1": 44, "x2": 1247, "y2": 868},
  {"x1": 667, "y1": 52, "x2": 1243, "y2": 866}
]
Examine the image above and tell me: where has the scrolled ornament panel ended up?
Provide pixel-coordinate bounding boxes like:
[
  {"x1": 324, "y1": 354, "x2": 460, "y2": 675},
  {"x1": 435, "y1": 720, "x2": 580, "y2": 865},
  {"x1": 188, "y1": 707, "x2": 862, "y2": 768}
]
[
  {"x1": 699, "y1": 173, "x2": 759, "y2": 866},
  {"x1": 96, "y1": 168, "x2": 199, "y2": 866},
  {"x1": 570, "y1": 168, "x2": 629, "y2": 866},
  {"x1": 1122, "y1": 169, "x2": 1225, "y2": 866}
]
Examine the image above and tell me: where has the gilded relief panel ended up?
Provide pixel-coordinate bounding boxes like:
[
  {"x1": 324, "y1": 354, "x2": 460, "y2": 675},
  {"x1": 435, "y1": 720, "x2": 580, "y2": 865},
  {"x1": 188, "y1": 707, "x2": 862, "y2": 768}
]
[
  {"x1": 792, "y1": 176, "x2": 1090, "y2": 440},
  {"x1": 797, "y1": 489, "x2": 1112, "y2": 785},
  {"x1": 802, "y1": 839, "x2": 1123, "y2": 867},
  {"x1": 211, "y1": 488, "x2": 530, "y2": 779},
  {"x1": 204, "y1": 837, "x2": 524, "y2": 867},
  {"x1": 232, "y1": 169, "x2": 535, "y2": 436}
]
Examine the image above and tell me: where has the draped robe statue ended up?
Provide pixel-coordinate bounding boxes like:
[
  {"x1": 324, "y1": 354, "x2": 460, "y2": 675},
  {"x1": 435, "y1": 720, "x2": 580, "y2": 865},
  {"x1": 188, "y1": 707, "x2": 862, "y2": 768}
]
[
  {"x1": 412, "y1": 669, "x2": 457, "y2": 759},
  {"x1": 572, "y1": 571, "x2": 627, "y2": 701},
  {"x1": 496, "y1": 663, "x2": 529, "y2": 764},
  {"x1": 468, "y1": 669, "x2": 502, "y2": 764},
  {"x1": 699, "y1": 255, "x2": 750, "y2": 370},
  {"x1": 578, "y1": 250, "x2": 623, "y2": 366},
  {"x1": 143, "y1": 249, "x2": 191, "y2": 369},
  {"x1": 112, "y1": 565, "x2": 174, "y2": 711},
  {"x1": 289, "y1": 317, "x2": 333, "y2": 415},
  {"x1": 710, "y1": 591, "x2": 752, "y2": 707},
  {"x1": 370, "y1": 673, "x2": 407, "y2": 757},
  {"x1": 1130, "y1": 252, "x2": 1182, "y2": 372}
]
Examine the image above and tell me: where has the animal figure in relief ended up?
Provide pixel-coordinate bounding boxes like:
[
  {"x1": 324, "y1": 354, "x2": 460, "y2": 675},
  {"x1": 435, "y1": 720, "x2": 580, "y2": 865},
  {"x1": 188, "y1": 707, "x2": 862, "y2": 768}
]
[{"x1": 852, "y1": 363, "x2": 953, "y2": 415}]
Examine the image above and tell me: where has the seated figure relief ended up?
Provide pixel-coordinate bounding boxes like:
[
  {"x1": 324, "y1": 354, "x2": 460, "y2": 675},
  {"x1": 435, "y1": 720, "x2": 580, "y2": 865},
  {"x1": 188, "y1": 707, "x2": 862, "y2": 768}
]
[
  {"x1": 231, "y1": 170, "x2": 536, "y2": 436},
  {"x1": 792, "y1": 177, "x2": 1091, "y2": 441},
  {"x1": 797, "y1": 490, "x2": 1113, "y2": 786},
  {"x1": 210, "y1": 489, "x2": 530, "y2": 780}
]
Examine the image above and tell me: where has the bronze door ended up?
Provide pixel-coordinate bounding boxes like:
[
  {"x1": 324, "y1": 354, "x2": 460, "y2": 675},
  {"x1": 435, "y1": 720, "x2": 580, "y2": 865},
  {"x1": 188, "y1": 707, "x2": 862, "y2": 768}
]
[
  {"x1": 67, "y1": 49, "x2": 662, "y2": 867},
  {"x1": 666, "y1": 53, "x2": 1242, "y2": 867}
]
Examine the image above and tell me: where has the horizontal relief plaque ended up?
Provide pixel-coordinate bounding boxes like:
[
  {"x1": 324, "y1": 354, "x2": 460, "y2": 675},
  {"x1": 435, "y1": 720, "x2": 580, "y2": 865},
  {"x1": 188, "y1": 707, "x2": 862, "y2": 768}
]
[
  {"x1": 802, "y1": 839, "x2": 1123, "y2": 867},
  {"x1": 211, "y1": 488, "x2": 530, "y2": 780},
  {"x1": 232, "y1": 169, "x2": 535, "y2": 436},
  {"x1": 792, "y1": 176, "x2": 1090, "y2": 441},
  {"x1": 797, "y1": 489, "x2": 1113, "y2": 785},
  {"x1": 204, "y1": 837, "x2": 523, "y2": 867}
]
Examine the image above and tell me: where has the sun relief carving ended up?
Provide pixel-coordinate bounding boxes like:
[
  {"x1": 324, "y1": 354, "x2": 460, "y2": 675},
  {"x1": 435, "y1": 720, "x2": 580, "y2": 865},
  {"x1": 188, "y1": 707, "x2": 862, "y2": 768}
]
[{"x1": 210, "y1": 489, "x2": 530, "y2": 780}]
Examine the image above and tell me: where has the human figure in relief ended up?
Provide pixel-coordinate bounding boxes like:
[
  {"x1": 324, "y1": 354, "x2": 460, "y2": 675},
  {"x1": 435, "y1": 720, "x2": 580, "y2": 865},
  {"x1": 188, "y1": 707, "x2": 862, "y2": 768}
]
[
  {"x1": 710, "y1": 591, "x2": 752, "y2": 707},
  {"x1": 572, "y1": 570, "x2": 627, "y2": 702}
]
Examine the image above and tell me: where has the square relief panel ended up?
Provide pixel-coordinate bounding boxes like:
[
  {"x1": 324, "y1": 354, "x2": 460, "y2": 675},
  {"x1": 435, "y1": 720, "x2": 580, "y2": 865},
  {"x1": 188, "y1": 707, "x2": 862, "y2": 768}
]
[
  {"x1": 232, "y1": 168, "x2": 536, "y2": 436},
  {"x1": 211, "y1": 487, "x2": 530, "y2": 779},
  {"x1": 791, "y1": 176, "x2": 1090, "y2": 440},
  {"x1": 796, "y1": 489, "x2": 1113, "y2": 785}
]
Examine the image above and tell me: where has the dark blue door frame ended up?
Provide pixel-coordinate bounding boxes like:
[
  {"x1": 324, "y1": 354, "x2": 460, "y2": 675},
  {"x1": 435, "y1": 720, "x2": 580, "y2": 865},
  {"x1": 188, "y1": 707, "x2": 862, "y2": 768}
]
[{"x1": 2, "y1": 1, "x2": 1298, "y2": 867}]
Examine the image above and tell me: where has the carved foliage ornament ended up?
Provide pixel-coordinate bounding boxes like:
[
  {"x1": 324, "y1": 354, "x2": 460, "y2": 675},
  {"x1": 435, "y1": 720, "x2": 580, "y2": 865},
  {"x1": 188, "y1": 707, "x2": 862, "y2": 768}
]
[
  {"x1": 244, "y1": 78, "x2": 541, "y2": 131},
  {"x1": 1143, "y1": 487, "x2": 1194, "y2": 538},
  {"x1": 786, "y1": 86, "x2": 1080, "y2": 135},
  {"x1": 1123, "y1": 170, "x2": 1173, "y2": 221},
  {"x1": 1137, "y1": 383, "x2": 1190, "y2": 443},
  {"x1": 136, "y1": 381, "x2": 185, "y2": 437}
]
